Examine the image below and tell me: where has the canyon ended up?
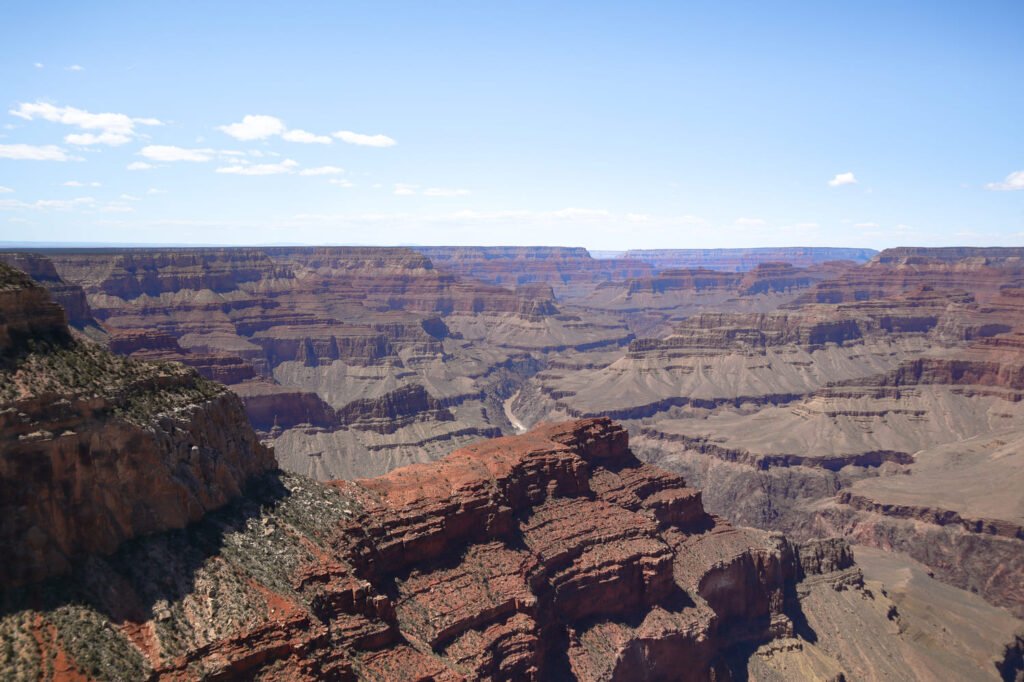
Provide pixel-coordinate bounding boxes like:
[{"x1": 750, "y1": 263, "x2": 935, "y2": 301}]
[{"x1": 2, "y1": 245, "x2": 1023, "y2": 680}]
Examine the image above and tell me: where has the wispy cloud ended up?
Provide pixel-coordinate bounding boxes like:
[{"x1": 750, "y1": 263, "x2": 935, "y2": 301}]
[
  {"x1": 127, "y1": 161, "x2": 154, "y2": 171},
  {"x1": 393, "y1": 183, "x2": 470, "y2": 197},
  {"x1": 0, "y1": 196, "x2": 96, "y2": 211},
  {"x1": 140, "y1": 145, "x2": 213, "y2": 162},
  {"x1": 10, "y1": 101, "x2": 162, "y2": 146},
  {"x1": 986, "y1": 170, "x2": 1024, "y2": 191},
  {"x1": 64, "y1": 180, "x2": 101, "y2": 187},
  {"x1": 828, "y1": 171, "x2": 857, "y2": 187},
  {"x1": 0, "y1": 143, "x2": 74, "y2": 161},
  {"x1": 0, "y1": 186, "x2": 13, "y2": 193},
  {"x1": 66, "y1": 64, "x2": 84, "y2": 72},
  {"x1": 333, "y1": 130, "x2": 396, "y2": 147},
  {"x1": 328, "y1": 178, "x2": 354, "y2": 188},
  {"x1": 299, "y1": 165, "x2": 344, "y2": 176},
  {"x1": 422, "y1": 187, "x2": 470, "y2": 197},
  {"x1": 216, "y1": 159, "x2": 299, "y2": 175},
  {"x1": 735, "y1": 217, "x2": 767, "y2": 227}
]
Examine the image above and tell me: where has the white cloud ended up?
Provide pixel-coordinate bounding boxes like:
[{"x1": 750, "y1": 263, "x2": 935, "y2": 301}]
[
  {"x1": 828, "y1": 171, "x2": 857, "y2": 187},
  {"x1": 0, "y1": 144, "x2": 73, "y2": 161},
  {"x1": 735, "y1": 217, "x2": 767, "y2": 227},
  {"x1": 127, "y1": 161, "x2": 154, "y2": 170},
  {"x1": 218, "y1": 115, "x2": 286, "y2": 141},
  {"x1": 10, "y1": 101, "x2": 162, "y2": 146},
  {"x1": 781, "y1": 221, "x2": 819, "y2": 232},
  {"x1": 65, "y1": 131, "x2": 133, "y2": 146},
  {"x1": 422, "y1": 187, "x2": 470, "y2": 197},
  {"x1": 986, "y1": 170, "x2": 1024, "y2": 191},
  {"x1": 333, "y1": 130, "x2": 397, "y2": 147},
  {"x1": 299, "y1": 165, "x2": 344, "y2": 176},
  {"x1": 119, "y1": 193, "x2": 142, "y2": 201},
  {"x1": 282, "y1": 129, "x2": 332, "y2": 144},
  {"x1": 216, "y1": 159, "x2": 298, "y2": 175},
  {"x1": 146, "y1": 188, "x2": 167, "y2": 194},
  {"x1": 33, "y1": 63, "x2": 44, "y2": 69},
  {"x1": 100, "y1": 202, "x2": 134, "y2": 213},
  {"x1": 854, "y1": 221, "x2": 879, "y2": 229},
  {"x1": 550, "y1": 207, "x2": 611, "y2": 220},
  {"x1": 140, "y1": 145, "x2": 213, "y2": 162},
  {"x1": 64, "y1": 180, "x2": 101, "y2": 187},
  {"x1": 626, "y1": 213, "x2": 652, "y2": 222},
  {"x1": 328, "y1": 178, "x2": 354, "y2": 188},
  {"x1": 0, "y1": 196, "x2": 97, "y2": 211},
  {"x1": 0, "y1": 186, "x2": 12, "y2": 193},
  {"x1": 67, "y1": 64, "x2": 84, "y2": 72},
  {"x1": 393, "y1": 183, "x2": 418, "y2": 195}
]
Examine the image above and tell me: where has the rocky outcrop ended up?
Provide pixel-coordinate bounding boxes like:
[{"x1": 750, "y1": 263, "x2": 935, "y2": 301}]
[
  {"x1": 0, "y1": 416, "x2": 854, "y2": 681},
  {"x1": 233, "y1": 381, "x2": 339, "y2": 430},
  {"x1": 335, "y1": 384, "x2": 455, "y2": 433},
  {"x1": 0, "y1": 265, "x2": 70, "y2": 356},
  {"x1": 0, "y1": 252, "x2": 99, "y2": 334},
  {"x1": 0, "y1": 262, "x2": 274, "y2": 587}
]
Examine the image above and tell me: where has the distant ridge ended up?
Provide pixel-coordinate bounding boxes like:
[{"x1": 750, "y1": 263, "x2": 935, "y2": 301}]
[{"x1": 623, "y1": 247, "x2": 878, "y2": 272}]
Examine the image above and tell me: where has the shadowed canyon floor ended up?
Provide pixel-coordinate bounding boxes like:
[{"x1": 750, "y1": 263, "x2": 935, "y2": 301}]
[{"x1": 2, "y1": 247, "x2": 1023, "y2": 679}]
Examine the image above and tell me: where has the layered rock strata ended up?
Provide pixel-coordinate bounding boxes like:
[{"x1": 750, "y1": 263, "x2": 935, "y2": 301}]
[
  {"x1": 0, "y1": 416, "x2": 914, "y2": 680},
  {"x1": 0, "y1": 262, "x2": 275, "y2": 588}
]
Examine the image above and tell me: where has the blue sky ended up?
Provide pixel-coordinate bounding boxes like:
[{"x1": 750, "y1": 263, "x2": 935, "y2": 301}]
[{"x1": 0, "y1": 1, "x2": 1021, "y2": 249}]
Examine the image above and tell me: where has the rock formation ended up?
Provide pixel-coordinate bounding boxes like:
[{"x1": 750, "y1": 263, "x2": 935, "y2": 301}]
[
  {"x1": 513, "y1": 248, "x2": 1024, "y2": 624},
  {"x1": 621, "y1": 247, "x2": 877, "y2": 272},
  {"x1": 0, "y1": 262, "x2": 275, "y2": 587},
  {"x1": 1, "y1": 255, "x2": 1021, "y2": 680}
]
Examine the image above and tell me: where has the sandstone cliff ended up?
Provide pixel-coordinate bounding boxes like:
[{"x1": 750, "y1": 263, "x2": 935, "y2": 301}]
[{"x1": 0, "y1": 262, "x2": 274, "y2": 587}]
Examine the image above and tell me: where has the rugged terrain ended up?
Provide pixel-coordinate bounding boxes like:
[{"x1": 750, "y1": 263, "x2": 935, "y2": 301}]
[
  {"x1": 512, "y1": 247, "x2": 1024, "y2": 622},
  {"x1": 3, "y1": 246, "x2": 855, "y2": 480},
  {"x1": 1, "y1": 252, "x2": 1022, "y2": 680}
]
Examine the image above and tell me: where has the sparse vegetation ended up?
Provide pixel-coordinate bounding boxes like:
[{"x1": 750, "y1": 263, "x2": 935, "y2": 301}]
[{"x1": 0, "y1": 336, "x2": 223, "y2": 423}]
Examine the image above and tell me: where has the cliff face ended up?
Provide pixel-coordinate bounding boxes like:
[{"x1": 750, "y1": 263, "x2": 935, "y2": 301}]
[
  {"x1": 10, "y1": 247, "x2": 631, "y2": 480},
  {"x1": 2, "y1": 253, "x2": 1021, "y2": 680},
  {"x1": 4, "y1": 414, "x2": 1013, "y2": 681},
  {"x1": 0, "y1": 417, "x2": 857, "y2": 681},
  {"x1": 414, "y1": 246, "x2": 654, "y2": 298},
  {"x1": 513, "y1": 248, "x2": 1024, "y2": 624},
  {"x1": 0, "y1": 253, "x2": 99, "y2": 335},
  {"x1": 0, "y1": 262, "x2": 274, "y2": 588}
]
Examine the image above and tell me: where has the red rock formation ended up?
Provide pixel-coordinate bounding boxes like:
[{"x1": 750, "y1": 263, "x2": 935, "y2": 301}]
[
  {"x1": 335, "y1": 384, "x2": 454, "y2": 433},
  {"x1": 0, "y1": 264, "x2": 71, "y2": 354},
  {"x1": 0, "y1": 409, "x2": 841, "y2": 680},
  {"x1": 0, "y1": 252, "x2": 98, "y2": 333},
  {"x1": 0, "y1": 262, "x2": 275, "y2": 587}
]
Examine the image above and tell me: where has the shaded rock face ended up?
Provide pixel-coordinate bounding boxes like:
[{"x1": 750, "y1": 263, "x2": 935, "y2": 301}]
[
  {"x1": 0, "y1": 253, "x2": 99, "y2": 334},
  {"x1": 0, "y1": 418, "x2": 831, "y2": 681},
  {"x1": 0, "y1": 262, "x2": 274, "y2": 588},
  {"x1": 335, "y1": 383, "x2": 454, "y2": 433},
  {"x1": 0, "y1": 265, "x2": 71, "y2": 357}
]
